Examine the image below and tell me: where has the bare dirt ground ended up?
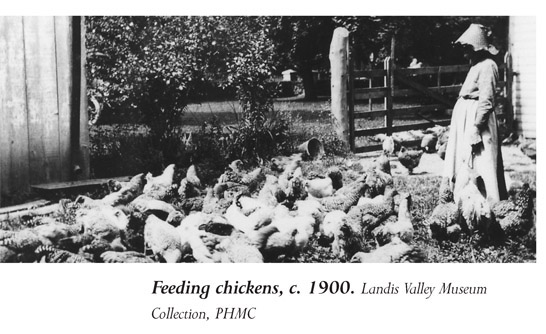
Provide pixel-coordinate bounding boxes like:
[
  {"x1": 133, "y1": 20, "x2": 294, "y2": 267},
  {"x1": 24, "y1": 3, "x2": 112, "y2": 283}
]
[{"x1": 359, "y1": 145, "x2": 535, "y2": 179}]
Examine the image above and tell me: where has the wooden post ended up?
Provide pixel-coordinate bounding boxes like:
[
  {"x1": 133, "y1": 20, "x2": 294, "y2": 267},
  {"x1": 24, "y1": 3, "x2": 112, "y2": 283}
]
[
  {"x1": 384, "y1": 57, "x2": 393, "y2": 135},
  {"x1": 79, "y1": 17, "x2": 90, "y2": 179},
  {"x1": 329, "y1": 27, "x2": 350, "y2": 145},
  {"x1": 504, "y1": 52, "x2": 514, "y2": 133},
  {"x1": 70, "y1": 16, "x2": 90, "y2": 180},
  {"x1": 348, "y1": 44, "x2": 355, "y2": 152}
]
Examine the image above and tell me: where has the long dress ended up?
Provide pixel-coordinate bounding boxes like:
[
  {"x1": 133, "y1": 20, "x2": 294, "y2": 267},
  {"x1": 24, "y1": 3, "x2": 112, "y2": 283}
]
[{"x1": 442, "y1": 58, "x2": 507, "y2": 203}]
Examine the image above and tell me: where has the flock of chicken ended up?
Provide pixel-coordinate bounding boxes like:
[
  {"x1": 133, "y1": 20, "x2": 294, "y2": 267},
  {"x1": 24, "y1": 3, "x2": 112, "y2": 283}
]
[{"x1": 0, "y1": 126, "x2": 535, "y2": 263}]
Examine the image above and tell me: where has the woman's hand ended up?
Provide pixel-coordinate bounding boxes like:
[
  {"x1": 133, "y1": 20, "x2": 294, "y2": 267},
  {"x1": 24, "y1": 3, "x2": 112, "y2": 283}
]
[{"x1": 470, "y1": 125, "x2": 483, "y2": 154}]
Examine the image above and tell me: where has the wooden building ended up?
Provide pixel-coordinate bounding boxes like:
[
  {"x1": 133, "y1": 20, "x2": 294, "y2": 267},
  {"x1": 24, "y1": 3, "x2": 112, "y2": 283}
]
[
  {"x1": 0, "y1": 16, "x2": 89, "y2": 207},
  {"x1": 509, "y1": 16, "x2": 536, "y2": 139}
]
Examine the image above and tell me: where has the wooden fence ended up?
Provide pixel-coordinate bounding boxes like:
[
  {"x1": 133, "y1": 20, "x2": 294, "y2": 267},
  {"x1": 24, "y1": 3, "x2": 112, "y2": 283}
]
[
  {"x1": 0, "y1": 16, "x2": 89, "y2": 207},
  {"x1": 346, "y1": 55, "x2": 511, "y2": 153}
]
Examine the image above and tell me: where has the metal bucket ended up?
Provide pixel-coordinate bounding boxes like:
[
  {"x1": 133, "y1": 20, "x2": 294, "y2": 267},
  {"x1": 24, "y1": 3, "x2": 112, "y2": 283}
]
[{"x1": 298, "y1": 138, "x2": 324, "y2": 159}]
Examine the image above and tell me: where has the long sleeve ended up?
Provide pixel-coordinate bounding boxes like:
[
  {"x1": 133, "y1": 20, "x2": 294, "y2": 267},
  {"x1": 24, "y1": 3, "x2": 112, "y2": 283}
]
[{"x1": 474, "y1": 60, "x2": 498, "y2": 130}]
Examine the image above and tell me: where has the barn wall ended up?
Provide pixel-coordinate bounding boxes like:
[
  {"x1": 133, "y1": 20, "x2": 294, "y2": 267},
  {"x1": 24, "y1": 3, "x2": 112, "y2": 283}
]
[
  {"x1": 509, "y1": 16, "x2": 536, "y2": 139},
  {"x1": 0, "y1": 16, "x2": 87, "y2": 207}
]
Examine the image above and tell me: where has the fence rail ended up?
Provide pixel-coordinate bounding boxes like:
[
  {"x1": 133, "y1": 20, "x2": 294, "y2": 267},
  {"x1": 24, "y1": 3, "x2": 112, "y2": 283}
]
[{"x1": 347, "y1": 55, "x2": 510, "y2": 153}]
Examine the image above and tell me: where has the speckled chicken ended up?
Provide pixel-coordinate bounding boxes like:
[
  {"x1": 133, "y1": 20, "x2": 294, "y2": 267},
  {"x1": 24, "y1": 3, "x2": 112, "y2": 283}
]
[
  {"x1": 35, "y1": 245, "x2": 91, "y2": 263},
  {"x1": 0, "y1": 220, "x2": 82, "y2": 259},
  {"x1": 202, "y1": 187, "x2": 232, "y2": 215},
  {"x1": 426, "y1": 178, "x2": 461, "y2": 241},
  {"x1": 318, "y1": 175, "x2": 368, "y2": 213},
  {"x1": 372, "y1": 194, "x2": 414, "y2": 246},
  {"x1": 101, "y1": 250, "x2": 156, "y2": 263},
  {"x1": 59, "y1": 198, "x2": 128, "y2": 249},
  {"x1": 141, "y1": 164, "x2": 177, "y2": 201},
  {"x1": 363, "y1": 165, "x2": 393, "y2": 198},
  {"x1": 492, "y1": 183, "x2": 535, "y2": 236},
  {"x1": 397, "y1": 146, "x2": 423, "y2": 174},
  {"x1": 346, "y1": 186, "x2": 397, "y2": 233},
  {"x1": 435, "y1": 129, "x2": 449, "y2": 160}
]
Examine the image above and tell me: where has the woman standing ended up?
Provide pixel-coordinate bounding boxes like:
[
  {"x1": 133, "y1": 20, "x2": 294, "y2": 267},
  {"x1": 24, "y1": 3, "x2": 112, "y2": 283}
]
[{"x1": 443, "y1": 23, "x2": 507, "y2": 203}]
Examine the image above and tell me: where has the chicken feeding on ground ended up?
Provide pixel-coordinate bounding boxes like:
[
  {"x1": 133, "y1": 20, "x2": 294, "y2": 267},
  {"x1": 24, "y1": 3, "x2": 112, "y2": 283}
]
[
  {"x1": 102, "y1": 173, "x2": 146, "y2": 207},
  {"x1": 397, "y1": 146, "x2": 423, "y2": 174},
  {"x1": 178, "y1": 164, "x2": 203, "y2": 199},
  {"x1": 224, "y1": 195, "x2": 275, "y2": 235},
  {"x1": 283, "y1": 167, "x2": 308, "y2": 208},
  {"x1": 212, "y1": 226, "x2": 279, "y2": 263},
  {"x1": 318, "y1": 175, "x2": 368, "y2": 213},
  {"x1": 363, "y1": 163, "x2": 393, "y2": 199},
  {"x1": 259, "y1": 203, "x2": 317, "y2": 262},
  {"x1": 372, "y1": 193, "x2": 414, "y2": 246},
  {"x1": 257, "y1": 175, "x2": 287, "y2": 208},
  {"x1": 319, "y1": 210, "x2": 348, "y2": 258},
  {"x1": 420, "y1": 133, "x2": 438, "y2": 153},
  {"x1": 144, "y1": 213, "x2": 188, "y2": 263},
  {"x1": 141, "y1": 164, "x2": 177, "y2": 201},
  {"x1": 107, "y1": 173, "x2": 145, "y2": 192},
  {"x1": 454, "y1": 166, "x2": 497, "y2": 238},
  {"x1": 0, "y1": 220, "x2": 81, "y2": 261},
  {"x1": 382, "y1": 136, "x2": 401, "y2": 156},
  {"x1": 57, "y1": 197, "x2": 129, "y2": 254},
  {"x1": 346, "y1": 186, "x2": 398, "y2": 234},
  {"x1": 435, "y1": 128, "x2": 449, "y2": 160},
  {"x1": 270, "y1": 153, "x2": 302, "y2": 173},
  {"x1": 304, "y1": 167, "x2": 343, "y2": 199},
  {"x1": 202, "y1": 187, "x2": 232, "y2": 215},
  {"x1": 293, "y1": 199, "x2": 325, "y2": 229},
  {"x1": 177, "y1": 212, "x2": 228, "y2": 263},
  {"x1": 131, "y1": 197, "x2": 180, "y2": 223},
  {"x1": 35, "y1": 245, "x2": 91, "y2": 263},
  {"x1": 491, "y1": 183, "x2": 535, "y2": 236},
  {"x1": 101, "y1": 250, "x2": 156, "y2": 263},
  {"x1": 426, "y1": 177, "x2": 462, "y2": 242},
  {"x1": 350, "y1": 237, "x2": 424, "y2": 263}
]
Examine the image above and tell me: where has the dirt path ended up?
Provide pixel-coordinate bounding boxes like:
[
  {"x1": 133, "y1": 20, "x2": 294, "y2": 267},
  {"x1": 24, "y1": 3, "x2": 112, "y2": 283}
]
[{"x1": 358, "y1": 144, "x2": 535, "y2": 178}]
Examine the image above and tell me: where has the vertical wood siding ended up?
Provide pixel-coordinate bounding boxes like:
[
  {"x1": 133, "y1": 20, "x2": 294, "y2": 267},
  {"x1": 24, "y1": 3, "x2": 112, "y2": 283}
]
[
  {"x1": 509, "y1": 16, "x2": 536, "y2": 138},
  {"x1": 0, "y1": 16, "x2": 84, "y2": 206}
]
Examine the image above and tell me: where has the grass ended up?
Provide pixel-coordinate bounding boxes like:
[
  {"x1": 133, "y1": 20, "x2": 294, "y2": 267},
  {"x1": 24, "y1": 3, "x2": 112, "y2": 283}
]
[{"x1": 1, "y1": 97, "x2": 534, "y2": 263}]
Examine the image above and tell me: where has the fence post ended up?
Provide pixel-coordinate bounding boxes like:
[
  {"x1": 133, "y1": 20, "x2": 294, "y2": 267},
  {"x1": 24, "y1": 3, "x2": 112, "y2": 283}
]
[
  {"x1": 348, "y1": 44, "x2": 355, "y2": 152},
  {"x1": 384, "y1": 57, "x2": 393, "y2": 135},
  {"x1": 329, "y1": 27, "x2": 350, "y2": 146}
]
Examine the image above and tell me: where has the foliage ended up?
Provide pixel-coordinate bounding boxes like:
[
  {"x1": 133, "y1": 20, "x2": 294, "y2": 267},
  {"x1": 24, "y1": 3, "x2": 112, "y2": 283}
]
[{"x1": 86, "y1": 17, "x2": 202, "y2": 162}]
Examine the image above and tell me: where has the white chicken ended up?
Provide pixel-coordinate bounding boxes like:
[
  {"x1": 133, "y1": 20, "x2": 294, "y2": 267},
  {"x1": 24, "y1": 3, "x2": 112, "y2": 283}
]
[
  {"x1": 142, "y1": 164, "x2": 176, "y2": 200},
  {"x1": 144, "y1": 214, "x2": 187, "y2": 263},
  {"x1": 350, "y1": 237, "x2": 424, "y2": 263},
  {"x1": 321, "y1": 210, "x2": 347, "y2": 257}
]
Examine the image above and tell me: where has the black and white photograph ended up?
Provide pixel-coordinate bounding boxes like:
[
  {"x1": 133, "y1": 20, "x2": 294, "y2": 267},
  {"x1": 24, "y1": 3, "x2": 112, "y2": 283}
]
[
  {"x1": 0, "y1": 15, "x2": 536, "y2": 263},
  {"x1": 0, "y1": 2, "x2": 543, "y2": 333}
]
